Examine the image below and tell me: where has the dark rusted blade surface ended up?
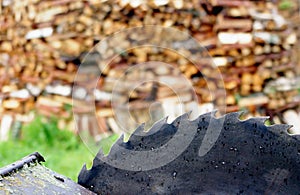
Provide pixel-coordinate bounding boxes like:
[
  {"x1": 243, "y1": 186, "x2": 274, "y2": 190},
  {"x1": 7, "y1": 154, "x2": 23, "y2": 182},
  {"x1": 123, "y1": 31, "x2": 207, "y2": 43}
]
[
  {"x1": 78, "y1": 112, "x2": 300, "y2": 194},
  {"x1": 0, "y1": 152, "x2": 95, "y2": 195}
]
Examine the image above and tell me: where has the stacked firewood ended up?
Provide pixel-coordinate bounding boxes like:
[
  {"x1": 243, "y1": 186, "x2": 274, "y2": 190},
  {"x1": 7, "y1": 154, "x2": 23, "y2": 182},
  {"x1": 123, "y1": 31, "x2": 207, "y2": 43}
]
[
  {"x1": 92, "y1": 0, "x2": 299, "y2": 131},
  {"x1": 265, "y1": 77, "x2": 300, "y2": 109},
  {"x1": 251, "y1": 1, "x2": 299, "y2": 119},
  {"x1": 264, "y1": 76, "x2": 300, "y2": 134},
  {"x1": 278, "y1": 0, "x2": 300, "y2": 75},
  {"x1": 0, "y1": 0, "x2": 299, "y2": 140},
  {"x1": 201, "y1": 0, "x2": 299, "y2": 121},
  {"x1": 0, "y1": 0, "x2": 214, "y2": 139}
]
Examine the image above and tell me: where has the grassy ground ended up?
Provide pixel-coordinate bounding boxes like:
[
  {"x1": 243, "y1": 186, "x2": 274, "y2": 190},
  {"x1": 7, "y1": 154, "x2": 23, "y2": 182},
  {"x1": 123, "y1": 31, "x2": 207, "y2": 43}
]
[
  {"x1": 279, "y1": 0, "x2": 293, "y2": 10},
  {"x1": 0, "y1": 116, "x2": 118, "y2": 181}
]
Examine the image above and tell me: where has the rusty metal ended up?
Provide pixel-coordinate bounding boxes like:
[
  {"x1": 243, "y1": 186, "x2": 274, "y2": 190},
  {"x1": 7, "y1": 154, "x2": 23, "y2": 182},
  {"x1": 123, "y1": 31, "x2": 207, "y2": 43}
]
[
  {"x1": 0, "y1": 152, "x2": 95, "y2": 195},
  {"x1": 0, "y1": 152, "x2": 44, "y2": 177}
]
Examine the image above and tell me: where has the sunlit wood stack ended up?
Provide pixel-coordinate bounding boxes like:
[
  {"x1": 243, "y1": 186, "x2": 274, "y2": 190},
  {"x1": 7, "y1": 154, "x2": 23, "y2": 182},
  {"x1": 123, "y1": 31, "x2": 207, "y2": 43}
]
[
  {"x1": 0, "y1": 0, "x2": 213, "y2": 138},
  {"x1": 0, "y1": 0, "x2": 299, "y2": 140},
  {"x1": 202, "y1": 0, "x2": 299, "y2": 120},
  {"x1": 278, "y1": 0, "x2": 300, "y2": 75}
]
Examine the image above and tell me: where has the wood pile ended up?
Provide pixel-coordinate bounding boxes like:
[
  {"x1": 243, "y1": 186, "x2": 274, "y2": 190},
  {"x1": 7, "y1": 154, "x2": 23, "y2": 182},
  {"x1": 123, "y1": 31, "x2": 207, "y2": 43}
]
[
  {"x1": 0, "y1": 0, "x2": 299, "y2": 140},
  {"x1": 272, "y1": 0, "x2": 300, "y2": 134},
  {"x1": 0, "y1": 0, "x2": 214, "y2": 139},
  {"x1": 278, "y1": 0, "x2": 300, "y2": 75},
  {"x1": 204, "y1": 0, "x2": 297, "y2": 110}
]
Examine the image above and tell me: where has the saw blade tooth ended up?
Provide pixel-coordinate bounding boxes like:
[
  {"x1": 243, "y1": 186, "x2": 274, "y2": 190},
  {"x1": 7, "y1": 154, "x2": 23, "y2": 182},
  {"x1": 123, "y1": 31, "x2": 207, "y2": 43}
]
[
  {"x1": 226, "y1": 111, "x2": 244, "y2": 120},
  {"x1": 286, "y1": 124, "x2": 295, "y2": 134},
  {"x1": 186, "y1": 110, "x2": 193, "y2": 117},
  {"x1": 171, "y1": 112, "x2": 190, "y2": 127},
  {"x1": 95, "y1": 148, "x2": 105, "y2": 161},
  {"x1": 94, "y1": 152, "x2": 103, "y2": 167},
  {"x1": 211, "y1": 109, "x2": 218, "y2": 117},
  {"x1": 132, "y1": 123, "x2": 146, "y2": 136},
  {"x1": 267, "y1": 124, "x2": 292, "y2": 135},
  {"x1": 108, "y1": 134, "x2": 125, "y2": 155},
  {"x1": 197, "y1": 110, "x2": 218, "y2": 120},
  {"x1": 145, "y1": 116, "x2": 169, "y2": 135},
  {"x1": 242, "y1": 116, "x2": 270, "y2": 125},
  {"x1": 116, "y1": 134, "x2": 125, "y2": 144},
  {"x1": 257, "y1": 116, "x2": 270, "y2": 124},
  {"x1": 78, "y1": 164, "x2": 88, "y2": 179}
]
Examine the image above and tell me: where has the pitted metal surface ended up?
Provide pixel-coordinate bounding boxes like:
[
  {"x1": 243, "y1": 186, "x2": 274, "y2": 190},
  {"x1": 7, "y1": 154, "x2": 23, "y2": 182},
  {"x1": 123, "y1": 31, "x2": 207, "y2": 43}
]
[{"x1": 78, "y1": 112, "x2": 300, "y2": 194}]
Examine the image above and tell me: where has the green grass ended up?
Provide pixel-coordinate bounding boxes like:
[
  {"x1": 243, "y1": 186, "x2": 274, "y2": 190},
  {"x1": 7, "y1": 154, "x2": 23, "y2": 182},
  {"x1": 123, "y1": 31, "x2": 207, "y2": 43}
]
[
  {"x1": 0, "y1": 115, "x2": 117, "y2": 181},
  {"x1": 279, "y1": 0, "x2": 293, "y2": 10}
]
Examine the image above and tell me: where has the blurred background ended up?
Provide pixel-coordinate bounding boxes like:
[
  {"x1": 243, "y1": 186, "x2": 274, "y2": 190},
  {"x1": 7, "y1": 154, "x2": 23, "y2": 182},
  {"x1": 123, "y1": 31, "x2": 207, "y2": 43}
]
[{"x1": 0, "y1": 0, "x2": 299, "y2": 181}]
